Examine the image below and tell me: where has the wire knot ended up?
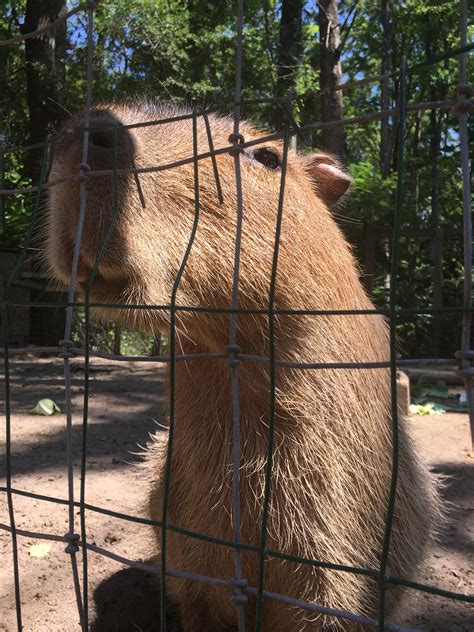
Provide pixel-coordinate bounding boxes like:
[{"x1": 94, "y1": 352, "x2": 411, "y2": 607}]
[
  {"x1": 451, "y1": 84, "x2": 474, "y2": 116},
  {"x1": 455, "y1": 349, "x2": 473, "y2": 378},
  {"x1": 225, "y1": 343, "x2": 241, "y2": 367},
  {"x1": 78, "y1": 162, "x2": 91, "y2": 182},
  {"x1": 228, "y1": 133, "x2": 245, "y2": 156},
  {"x1": 59, "y1": 339, "x2": 74, "y2": 359},
  {"x1": 228, "y1": 133, "x2": 245, "y2": 144},
  {"x1": 455, "y1": 367, "x2": 474, "y2": 378},
  {"x1": 232, "y1": 578, "x2": 248, "y2": 588},
  {"x1": 454, "y1": 349, "x2": 474, "y2": 360},
  {"x1": 64, "y1": 532, "x2": 80, "y2": 554},
  {"x1": 231, "y1": 577, "x2": 248, "y2": 605}
]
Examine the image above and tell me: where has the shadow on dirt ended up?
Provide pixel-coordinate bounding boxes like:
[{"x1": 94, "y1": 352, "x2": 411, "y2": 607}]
[
  {"x1": 0, "y1": 359, "x2": 167, "y2": 476},
  {"x1": 89, "y1": 461, "x2": 474, "y2": 632},
  {"x1": 91, "y1": 562, "x2": 183, "y2": 632}
]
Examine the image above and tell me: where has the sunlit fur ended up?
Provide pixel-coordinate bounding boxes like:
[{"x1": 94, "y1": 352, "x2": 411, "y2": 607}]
[{"x1": 45, "y1": 102, "x2": 442, "y2": 631}]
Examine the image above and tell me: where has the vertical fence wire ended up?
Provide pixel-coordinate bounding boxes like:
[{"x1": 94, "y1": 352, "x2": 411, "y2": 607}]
[
  {"x1": 79, "y1": 120, "x2": 122, "y2": 632},
  {"x1": 457, "y1": 0, "x2": 474, "y2": 453},
  {"x1": 160, "y1": 108, "x2": 201, "y2": 632},
  {"x1": 1, "y1": 134, "x2": 51, "y2": 632},
  {"x1": 228, "y1": 1, "x2": 246, "y2": 630},
  {"x1": 59, "y1": 3, "x2": 96, "y2": 629},
  {"x1": 2, "y1": 264, "x2": 22, "y2": 632},
  {"x1": 254, "y1": 127, "x2": 290, "y2": 632},
  {"x1": 377, "y1": 61, "x2": 408, "y2": 631},
  {"x1": 203, "y1": 110, "x2": 224, "y2": 204},
  {"x1": 0, "y1": 137, "x2": 4, "y2": 234}
]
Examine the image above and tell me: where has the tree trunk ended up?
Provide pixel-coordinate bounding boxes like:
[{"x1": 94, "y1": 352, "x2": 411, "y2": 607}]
[
  {"x1": 0, "y1": 27, "x2": 9, "y2": 235},
  {"x1": 318, "y1": 0, "x2": 346, "y2": 161},
  {"x1": 113, "y1": 323, "x2": 122, "y2": 356},
  {"x1": 269, "y1": 0, "x2": 304, "y2": 132},
  {"x1": 380, "y1": 0, "x2": 392, "y2": 177},
  {"x1": 21, "y1": 0, "x2": 66, "y2": 181},
  {"x1": 429, "y1": 108, "x2": 442, "y2": 230},
  {"x1": 411, "y1": 110, "x2": 422, "y2": 224}
]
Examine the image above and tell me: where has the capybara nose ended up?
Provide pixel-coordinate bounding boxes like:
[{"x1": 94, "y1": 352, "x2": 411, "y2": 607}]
[
  {"x1": 89, "y1": 128, "x2": 116, "y2": 150},
  {"x1": 88, "y1": 122, "x2": 123, "y2": 151}
]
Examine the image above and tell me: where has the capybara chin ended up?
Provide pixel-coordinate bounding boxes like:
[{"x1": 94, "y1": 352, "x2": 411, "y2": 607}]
[{"x1": 45, "y1": 101, "x2": 441, "y2": 631}]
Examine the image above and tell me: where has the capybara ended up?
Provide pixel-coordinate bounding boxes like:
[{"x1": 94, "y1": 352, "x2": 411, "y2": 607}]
[{"x1": 45, "y1": 102, "x2": 441, "y2": 631}]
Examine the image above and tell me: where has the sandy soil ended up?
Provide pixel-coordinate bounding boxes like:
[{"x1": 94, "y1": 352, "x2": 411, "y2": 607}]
[{"x1": 1, "y1": 357, "x2": 473, "y2": 631}]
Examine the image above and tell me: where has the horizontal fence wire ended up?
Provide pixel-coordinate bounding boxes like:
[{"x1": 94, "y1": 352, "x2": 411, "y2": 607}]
[
  {"x1": 0, "y1": 344, "x2": 466, "y2": 371},
  {"x1": 1, "y1": 499, "x2": 473, "y2": 605},
  {"x1": 1, "y1": 0, "x2": 473, "y2": 630},
  {"x1": 0, "y1": 91, "x2": 467, "y2": 163},
  {"x1": 0, "y1": 346, "x2": 461, "y2": 365},
  {"x1": 2, "y1": 300, "x2": 474, "y2": 315},
  {"x1": 0, "y1": 523, "x2": 421, "y2": 632},
  {"x1": 0, "y1": 1, "x2": 92, "y2": 48},
  {"x1": 0, "y1": 96, "x2": 469, "y2": 197}
]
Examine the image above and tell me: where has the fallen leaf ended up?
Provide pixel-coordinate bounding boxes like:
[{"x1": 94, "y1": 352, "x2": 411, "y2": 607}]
[
  {"x1": 28, "y1": 543, "x2": 52, "y2": 558},
  {"x1": 29, "y1": 399, "x2": 61, "y2": 416}
]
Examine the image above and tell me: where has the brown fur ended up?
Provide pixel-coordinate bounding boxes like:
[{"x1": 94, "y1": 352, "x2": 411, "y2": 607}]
[{"x1": 45, "y1": 102, "x2": 441, "y2": 631}]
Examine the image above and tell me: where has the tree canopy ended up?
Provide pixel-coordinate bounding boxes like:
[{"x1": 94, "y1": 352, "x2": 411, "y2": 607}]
[{"x1": 0, "y1": 0, "x2": 472, "y2": 357}]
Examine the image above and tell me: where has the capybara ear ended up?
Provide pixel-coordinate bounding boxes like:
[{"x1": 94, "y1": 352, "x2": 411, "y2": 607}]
[{"x1": 302, "y1": 153, "x2": 351, "y2": 204}]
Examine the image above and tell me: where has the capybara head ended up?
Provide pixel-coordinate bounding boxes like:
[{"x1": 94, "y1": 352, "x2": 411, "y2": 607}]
[{"x1": 46, "y1": 102, "x2": 352, "y2": 337}]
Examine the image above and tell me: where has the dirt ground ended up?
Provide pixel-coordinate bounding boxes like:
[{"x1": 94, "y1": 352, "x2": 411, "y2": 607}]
[{"x1": 1, "y1": 356, "x2": 473, "y2": 631}]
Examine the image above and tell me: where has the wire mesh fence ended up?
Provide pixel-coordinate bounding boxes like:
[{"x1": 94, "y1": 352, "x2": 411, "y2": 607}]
[{"x1": 1, "y1": 1, "x2": 473, "y2": 631}]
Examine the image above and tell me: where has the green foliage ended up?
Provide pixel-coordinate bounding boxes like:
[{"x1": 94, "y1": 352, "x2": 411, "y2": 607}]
[
  {"x1": 1, "y1": 150, "x2": 32, "y2": 246},
  {"x1": 0, "y1": 0, "x2": 470, "y2": 358},
  {"x1": 410, "y1": 377, "x2": 468, "y2": 414},
  {"x1": 348, "y1": 161, "x2": 397, "y2": 222},
  {"x1": 72, "y1": 309, "x2": 158, "y2": 356}
]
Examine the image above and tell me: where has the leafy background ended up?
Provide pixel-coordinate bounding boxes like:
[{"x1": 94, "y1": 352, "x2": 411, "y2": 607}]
[{"x1": 0, "y1": 0, "x2": 472, "y2": 357}]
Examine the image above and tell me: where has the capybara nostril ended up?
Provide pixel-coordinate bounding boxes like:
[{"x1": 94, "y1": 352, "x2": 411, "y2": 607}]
[
  {"x1": 87, "y1": 116, "x2": 128, "y2": 151},
  {"x1": 89, "y1": 129, "x2": 116, "y2": 150}
]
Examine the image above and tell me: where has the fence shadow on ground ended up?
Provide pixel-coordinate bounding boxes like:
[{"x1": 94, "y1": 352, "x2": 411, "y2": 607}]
[
  {"x1": 88, "y1": 459, "x2": 474, "y2": 632},
  {"x1": 0, "y1": 358, "x2": 167, "y2": 477}
]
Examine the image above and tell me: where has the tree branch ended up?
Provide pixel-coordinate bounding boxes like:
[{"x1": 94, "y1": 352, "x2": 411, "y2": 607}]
[
  {"x1": 338, "y1": 7, "x2": 358, "y2": 57},
  {"x1": 339, "y1": 0, "x2": 359, "y2": 33}
]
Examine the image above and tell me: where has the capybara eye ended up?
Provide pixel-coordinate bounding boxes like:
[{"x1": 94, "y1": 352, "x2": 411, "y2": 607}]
[{"x1": 253, "y1": 147, "x2": 280, "y2": 169}]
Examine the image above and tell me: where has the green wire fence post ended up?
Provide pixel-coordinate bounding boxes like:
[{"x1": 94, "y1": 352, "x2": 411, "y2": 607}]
[
  {"x1": 377, "y1": 60, "x2": 408, "y2": 631},
  {"x1": 2, "y1": 134, "x2": 52, "y2": 632},
  {"x1": 255, "y1": 126, "x2": 290, "y2": 632},
  {"x1": 160, "y1": 108, "x2": 201, "y2": 632}
]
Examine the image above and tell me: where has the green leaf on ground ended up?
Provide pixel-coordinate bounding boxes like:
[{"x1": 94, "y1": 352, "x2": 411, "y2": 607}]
[
  {"x1": 29, "y1": 399, "x2": 61, "y2": 416},
  {"x1": 412, "y1": 378, "x2": 450, "y2": 399},
  {"x1": 409, "y1": 402, "x2": 447, "y2": 415}
]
